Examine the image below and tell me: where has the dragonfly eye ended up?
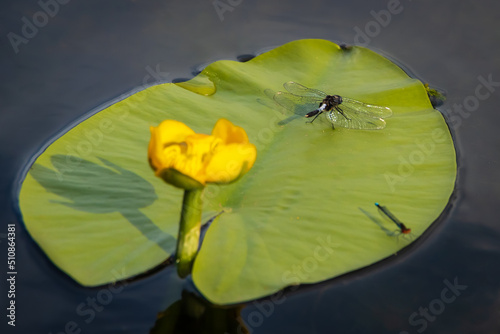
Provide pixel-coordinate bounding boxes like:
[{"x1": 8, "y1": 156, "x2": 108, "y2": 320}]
[{"x1": 333, "y1": 95, "x2": 342, "y2": 104}]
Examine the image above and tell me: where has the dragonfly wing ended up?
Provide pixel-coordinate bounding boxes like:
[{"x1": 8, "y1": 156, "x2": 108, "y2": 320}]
[
  {"x1": 263, "y1": 88, "x2": 276, "y2": 100},
  {"x1": 342, "y1": 97, "x2": 393, "y2": 118},
  {"x1": 259, "y1": 89, "x2": 302, "y2": 125},
  {"x1": 328, "y1": 104, "x2": 387, "y2": 130},
  {"x1": 283, "y1": 81, "x2": 327, "y2": 99},
  {"x1": 273, "y1": 91, "x2": 322, "y2": 117},
  {"x1": 327, "y1": 98, "x2": 392, "y2": 130}
]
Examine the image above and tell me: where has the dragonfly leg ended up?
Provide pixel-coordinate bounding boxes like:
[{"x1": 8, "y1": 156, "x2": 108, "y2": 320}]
[
  {"x1": 306, "y1": 111, "x2": 323, "y2": 123},
  {"x1": 336, "y1": 107, "x2": 351, "y2": 120}
]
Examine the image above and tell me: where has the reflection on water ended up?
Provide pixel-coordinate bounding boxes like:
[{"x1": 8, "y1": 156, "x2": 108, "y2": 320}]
[{"x1": 152, "y1": 291, "x2": 248, "y2": 334}]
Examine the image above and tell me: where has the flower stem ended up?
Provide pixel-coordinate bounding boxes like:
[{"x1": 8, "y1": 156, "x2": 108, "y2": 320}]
[{"x1": 176, "y1": 188, "x2": 203, "y2": 278}]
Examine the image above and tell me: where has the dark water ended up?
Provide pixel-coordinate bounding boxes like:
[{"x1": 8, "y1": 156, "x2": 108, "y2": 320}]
[{"x1": 1, "y1": 0, "x2": 500, "y2": 333}]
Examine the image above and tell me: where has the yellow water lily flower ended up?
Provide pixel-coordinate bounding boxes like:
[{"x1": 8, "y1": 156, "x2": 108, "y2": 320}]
[{"x1": 148, "y1": 119, "x2": 257, "y2": 189}]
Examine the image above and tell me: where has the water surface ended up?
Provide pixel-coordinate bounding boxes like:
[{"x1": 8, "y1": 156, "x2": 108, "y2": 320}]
[{"x1": 1, "y1": 1, "x2": 499, "y2": 333}]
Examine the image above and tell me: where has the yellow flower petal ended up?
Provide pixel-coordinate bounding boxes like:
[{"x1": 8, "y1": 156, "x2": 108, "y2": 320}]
[
  {"x1": 171, "y1": 134, "x2": 221, "y2": 184},
  {"x1": 148, "y1": 119, "x2": 256, "y2": 189},
  {"x1": 156, "y1": 120, "x2": 196, "y2": 143},
  {"x1": 205, "y1": 143, "x2": 257, "y2": 184},
  {"x1": 148, "y1": 120, "x2": 195, "y2": 173},
  {"x1": 211, "y1": 118, "x2": 249, "y2": 144}
]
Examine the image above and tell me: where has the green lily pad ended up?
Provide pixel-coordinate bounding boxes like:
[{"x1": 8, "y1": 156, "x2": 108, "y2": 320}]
[{"x1": 18, "y1": 39, "x2": 456, "y2": 304}]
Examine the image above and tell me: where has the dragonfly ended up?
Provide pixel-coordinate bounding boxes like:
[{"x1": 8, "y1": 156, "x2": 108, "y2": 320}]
[
  {"x1": 273, "y1": 82, "x2": 392, "y2": 130},
  {"x1": 374, "y1": 202, "x2": 413, "y2": 238}
]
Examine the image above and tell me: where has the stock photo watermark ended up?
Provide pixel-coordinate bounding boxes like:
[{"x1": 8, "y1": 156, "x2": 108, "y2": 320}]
[
  {"x1": 55, "y1": 63, "x2": 169, "y2": 182},
  {"x1": 400, "y1": 277, "x2": 467, "y2": 334},
  {"x1": 384, "y1": 73, "x2": 499, "y2": 191},
  {"x1": 384, "y1": 128, "x2": 448, "y2": 192},
  {"x1": 353, "y1": 0, "x2": 407, "y2": 47},
  {"x1": 447, "y1": 74, "x2": 499, "y2": 130},
  {"x1": 47, "y1": 268, "x2": 128, "y2": 334},
  {"x1": 200, "y1": 106, "x2": 287, "y2": 208},
  {"x1": 6, "y1": 223, "x2": 17, "y2": 327},
  {"x1": 213, "y1": 0, "x2": 244, "y2": 22},
  {"x1": 7, "y1": 0, "x2": 72, "y2": 54},
  {"x1": 141, "y1": 64, "x2": 170, "y2": 88},
  {"x1": 228, "y1": 235, "x2": 339, "y2": 334},
  {"x1": 57, "y1": 109, "x2": 129, "y2": 182}
]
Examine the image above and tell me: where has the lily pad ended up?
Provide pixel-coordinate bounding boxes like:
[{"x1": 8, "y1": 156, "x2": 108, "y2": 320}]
[{"x1": 17, "y1": 39, "x2": 456, "y2": 304}]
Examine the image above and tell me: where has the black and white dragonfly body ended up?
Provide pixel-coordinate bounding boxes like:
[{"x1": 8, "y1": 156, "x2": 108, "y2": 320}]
[{"x1": 273, "y1": 82, "x2": 393, "y2": 130}]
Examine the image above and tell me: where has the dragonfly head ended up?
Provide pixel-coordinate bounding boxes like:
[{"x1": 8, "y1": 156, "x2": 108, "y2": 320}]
[
  {"x1": 323, "y1": 95, "x2": 343, "y2": 110},
  {"x1": 324, "y1": 95, "x2": 342, "y2": 106}
]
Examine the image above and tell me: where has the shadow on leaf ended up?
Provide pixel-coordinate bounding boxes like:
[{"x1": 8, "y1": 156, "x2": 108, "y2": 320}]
[
  {"x1": 30, "y1": 155, "x2": 176, "y2": 254},
  {"x1": 359, "y1": 207, "x2": 393, "y2": 236}
]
